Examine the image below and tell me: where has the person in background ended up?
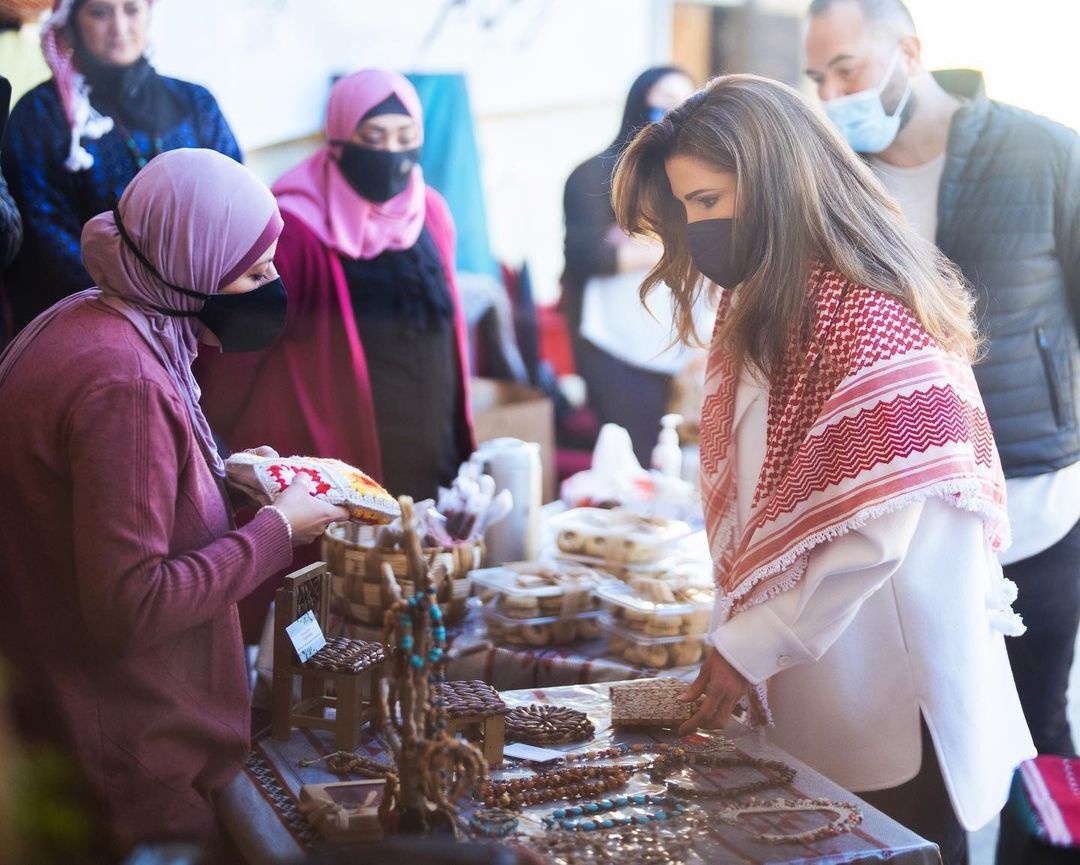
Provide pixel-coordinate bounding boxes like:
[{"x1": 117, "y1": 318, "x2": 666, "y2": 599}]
[
  {"x1": 0, "y1": 76, "x2": 22, "y2": 272},
  {"x1": 0, "y1": 0, "x2": 51, "y2": 104},
  {"x1": 1, "y1": 0, "x2": 241, "y2": 335},
  {"x1": 805, "y1": 0, "x2": 1080, "y2": 759},
  {"x1": 0, "y1": 149, "x2": 346, "y2": 858},
  {"x1": 0, "y1": 74, "x2": 22, "y2": 348},
  {"x1": 613, "y1": 73, "x2": 1033, "y2": 865},
  {"x1": 562, "y1": 65, "x2": 711, "y2": 465},
  {"x1": 196, "y1": 69, "x2": 474, "y2": 639}
]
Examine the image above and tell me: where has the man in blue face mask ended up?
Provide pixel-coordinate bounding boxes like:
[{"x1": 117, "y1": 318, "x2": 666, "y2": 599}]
[{"x1": 806, "y1": 0, "x2": 1080, "y2": 858}]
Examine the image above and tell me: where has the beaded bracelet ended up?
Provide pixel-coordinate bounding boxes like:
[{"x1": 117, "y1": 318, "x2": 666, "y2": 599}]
[
  {"x1": 541, "y1": 793, "x2": 688, "y2": 832},
  {"x1": 260, "y1": 505, "x2": 293, "y2": 545},
  {"x1": 717, "y1": 797, "x2": 862, "y2": 844},
  {"x1": 468, "y1": 807, "x2": 519, "y2": 838},
  {"x1": 526, "y1": 809, "x2": 706, "y2": 865},
  {"x1": 649, "y1": 752, "x2": 796, "y2": 800}
]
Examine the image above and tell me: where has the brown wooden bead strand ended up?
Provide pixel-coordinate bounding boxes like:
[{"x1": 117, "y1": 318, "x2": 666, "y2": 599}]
[{"x1": 477, "y1": 765, "x2": 636, "y2": 811}]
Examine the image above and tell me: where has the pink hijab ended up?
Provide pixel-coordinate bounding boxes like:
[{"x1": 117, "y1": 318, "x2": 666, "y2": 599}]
[
  {"x1": 0, "y1": 149, "x2": 283, "y2": 476},
  {"x1": 273, "y1": 69, "x2": 427, "y2": 260}
]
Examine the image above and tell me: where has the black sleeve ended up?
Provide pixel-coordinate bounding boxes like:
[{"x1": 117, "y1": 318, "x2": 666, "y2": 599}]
[{"x1": 563, "y1": 155, "x2": 619, "y2": 283}]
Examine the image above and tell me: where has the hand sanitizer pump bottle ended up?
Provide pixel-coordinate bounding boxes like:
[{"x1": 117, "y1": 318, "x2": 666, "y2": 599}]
[{"x1": 650, "y1": 413, "x2": 683, "y2": 478}]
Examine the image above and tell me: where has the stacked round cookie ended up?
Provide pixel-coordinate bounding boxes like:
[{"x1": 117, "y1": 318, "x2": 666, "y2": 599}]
[
  {"x1": 474, "y1": 562, "x2": 610, "y2": 647},
  {"x1": 597, "y1": 579, "x2": 713, "y2": 669}
]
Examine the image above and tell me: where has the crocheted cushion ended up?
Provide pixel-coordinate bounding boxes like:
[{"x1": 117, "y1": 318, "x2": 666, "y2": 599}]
[
  {"x1": 304, "y1": 637, "x2": 386, "y2": 673},
  {"x1": 434, "y1": 680, "x2": 508, "y2": 719}
]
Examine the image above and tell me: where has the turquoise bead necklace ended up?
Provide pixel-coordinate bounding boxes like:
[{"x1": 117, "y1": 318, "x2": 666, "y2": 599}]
[
  {"x1": 541, "y1": 793, "x2": 687, "y2": 832},
  {"x1": 113, "y1": 118, "x2": 163, "y2": 171}
]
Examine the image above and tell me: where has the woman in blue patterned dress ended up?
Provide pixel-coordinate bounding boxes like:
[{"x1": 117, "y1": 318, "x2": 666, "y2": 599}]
[{"x1": 1, "y1": 0, "x2": 240, "y2": 336}]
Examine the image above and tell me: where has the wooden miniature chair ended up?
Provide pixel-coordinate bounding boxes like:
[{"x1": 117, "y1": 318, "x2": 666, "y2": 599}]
[
  {"x1": 433, "y1": 680, "x2": 508, "y2": 766},
  {"x1": 272, "y1": 562, "x2": 385, "y2": 750}
]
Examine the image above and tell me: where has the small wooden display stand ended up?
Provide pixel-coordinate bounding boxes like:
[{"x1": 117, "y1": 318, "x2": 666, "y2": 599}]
[
  {"x1": 271, "y1": 562, "x2": 386, "y2": 750},
  {"x1": 433, "y1": 680, "x2": 508, "y2": 766}
]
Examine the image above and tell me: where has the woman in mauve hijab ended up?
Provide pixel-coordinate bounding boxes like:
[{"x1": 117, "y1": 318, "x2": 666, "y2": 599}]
[
  {"x1": 197, "y1": 70, "x2": 475, "y2": 633},
  {"x1": 0, "y1": 149, "x2": 345, "y2": 858}
]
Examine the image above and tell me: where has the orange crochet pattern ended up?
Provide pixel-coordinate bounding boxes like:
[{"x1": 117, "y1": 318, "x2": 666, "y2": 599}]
[{"x1": 226, "y1": 453, "x2": 400, "y2": 524}]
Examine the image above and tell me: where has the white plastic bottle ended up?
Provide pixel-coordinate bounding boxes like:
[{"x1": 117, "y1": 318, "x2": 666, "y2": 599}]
[{"x1": 650, "y1": 414, "x2": 683, "y2": 478}]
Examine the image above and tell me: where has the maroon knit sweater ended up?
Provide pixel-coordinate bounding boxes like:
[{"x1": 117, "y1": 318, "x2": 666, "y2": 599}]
[{"x1": 0, "y1": 300, "x2": 292, "y2": 849}]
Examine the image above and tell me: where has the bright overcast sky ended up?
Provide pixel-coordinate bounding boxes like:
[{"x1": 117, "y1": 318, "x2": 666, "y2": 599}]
[{"x1": 905, "y1": 0, "x2": 1080, "y2": 131}]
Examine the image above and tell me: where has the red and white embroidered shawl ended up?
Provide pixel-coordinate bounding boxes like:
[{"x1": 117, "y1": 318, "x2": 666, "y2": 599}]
[{"x1": 700, "y1": 267, "x2": 1009, "y2": 625}]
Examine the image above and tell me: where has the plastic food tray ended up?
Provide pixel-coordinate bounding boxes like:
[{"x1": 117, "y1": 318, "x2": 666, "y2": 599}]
[
  {"x1": 548, "y1": 508, "x2": 691, "y2": 565},
  {"x1": 470, "y1": 563, "x2": 611, "y2": 599},
  {"x1": 594, "y1": 581, "x2": 713, "y2": 630},
  {"x1": 599, "y1": 614, "x2": 707, "y2": 669},
  {"x1": 481, "y1": 600, "x2": 605, "y2": 647}
]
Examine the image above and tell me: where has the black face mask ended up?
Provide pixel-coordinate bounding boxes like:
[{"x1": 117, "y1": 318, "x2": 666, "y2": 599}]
[
  {"x1": 686, "y1": 218, "x2": 744, "y2": 289},
  {"x1": 331, "y1": 142, "x2": 420, "y2": 203},
  {"x1": 195, "y1": 278, "x2": 287, "y2": 352},
  {"x1": 112, "y1": 205, "x2": 288, "y2": 352}
]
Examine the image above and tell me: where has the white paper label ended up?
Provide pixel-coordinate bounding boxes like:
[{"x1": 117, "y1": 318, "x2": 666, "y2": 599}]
[
  {"x1": 286, "y1": 611, "x2": 327, "y2": 663},
  {"x1": 503, "y1": 742, "x2": 568, "y2": 763}
]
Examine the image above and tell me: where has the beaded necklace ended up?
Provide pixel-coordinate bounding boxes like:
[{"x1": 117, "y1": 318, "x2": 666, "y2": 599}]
[
  {"x1": 525, "y1": 808, "x2": 708, "y2": 865},
  {"x1": 112, "y1": 117, "x2": 163, "y2": 171},
  {"x1": 478, "y1": 764, "x2": 637, "y2": 810},
  {"x1": 717, "y1": 797, "x2": 863, "y2": 844},
  {"x1": 648, "y1": 750, "x2": 796, "y2": 800},
  {"x1": 541, "y1": 793, "x2": 688, "y2": 832},
  {"x1": 468, "y1": 807, "x2": 518, "y2": 838}
]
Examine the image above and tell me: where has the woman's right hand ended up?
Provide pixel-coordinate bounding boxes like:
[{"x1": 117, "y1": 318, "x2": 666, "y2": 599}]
[{"x1": 273, "y1": 475, "x2": 350, "y2": 546}]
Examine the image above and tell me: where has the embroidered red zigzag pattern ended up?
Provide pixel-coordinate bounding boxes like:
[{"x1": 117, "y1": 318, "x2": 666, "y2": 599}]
[
  {"x1": 700, "y1": 267, "x2": 1008, "y2": 618},
  {"x1": 760, "y1": 384, "x2": 997, "y2": 522}
]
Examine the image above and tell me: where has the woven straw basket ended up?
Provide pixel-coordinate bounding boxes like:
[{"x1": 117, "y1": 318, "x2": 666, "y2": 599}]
[{"x1": 322, "y1": 522, "x2": 480, "y2": 626}]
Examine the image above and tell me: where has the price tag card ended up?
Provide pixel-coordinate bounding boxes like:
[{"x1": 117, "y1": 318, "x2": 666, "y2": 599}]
[
  {"x1": 286, "y1": 611, "x2": 327, "y2": 664},
  {"x1": 503, "y1": 743, "x2": 568, "y2": 763}
]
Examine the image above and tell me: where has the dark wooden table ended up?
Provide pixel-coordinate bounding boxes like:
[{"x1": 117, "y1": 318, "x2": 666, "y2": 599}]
[{"x1": 219, "y1": 681, "x2": 941, "y2": 865}]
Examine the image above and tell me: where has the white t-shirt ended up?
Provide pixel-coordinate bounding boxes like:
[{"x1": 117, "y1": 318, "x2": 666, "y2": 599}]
[
  {"x1": 870, "y1": 154, "x2": 1080, "y2": 563},
  {"x1": 869, "y1": 153, "x2": 947, "y2": 243}
]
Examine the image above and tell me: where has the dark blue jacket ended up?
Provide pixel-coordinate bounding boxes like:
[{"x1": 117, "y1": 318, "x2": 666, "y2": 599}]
[
  {"x1": 936, "y1": 70, "x2": 1080, "y2": 477},
  {"x1": 1, "y1": 75, "x2": 241, "y2": 333}
]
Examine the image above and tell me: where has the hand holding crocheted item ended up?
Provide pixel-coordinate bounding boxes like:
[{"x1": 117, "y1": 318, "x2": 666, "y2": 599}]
[{"x1": 225, "y1": 453, "x2": 400, "y2": 524}]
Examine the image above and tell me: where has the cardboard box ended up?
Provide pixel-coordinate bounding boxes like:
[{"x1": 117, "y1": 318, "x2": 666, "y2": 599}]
[{"x1": 469, "y1": 377, "x2": 556, "y2": 502}]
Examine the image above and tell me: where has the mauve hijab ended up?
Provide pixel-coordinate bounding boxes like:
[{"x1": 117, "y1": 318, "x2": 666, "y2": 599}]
[
  {"x1": 273, "y1": 69, "x2": 427, "y2": 260},
  {"x1": 0, "y1": 148, "x2": 284, "y2": 476}
]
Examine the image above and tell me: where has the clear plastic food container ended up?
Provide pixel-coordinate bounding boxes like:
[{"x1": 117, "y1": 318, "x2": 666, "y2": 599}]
[
  {"x1": 481, "y1": 600, "x2": 605, "y2": 646},
  {"x1": 600, "y1": 615, "x2": 707, "y2": 669},
  {"x1": 594, "y1": 581, "x2": 713, "y2": 637},
  {"x1": 471, "y1": 562, "x2": 609, "y2": 605},
  {"x1": 548, "y1": 508, "x2": 691, "y2": 566}
]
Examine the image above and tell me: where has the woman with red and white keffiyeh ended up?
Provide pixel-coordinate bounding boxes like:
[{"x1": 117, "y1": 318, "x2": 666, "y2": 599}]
[{"x1": 613, "y1": 74, "x2": 1033, "y2": 865}]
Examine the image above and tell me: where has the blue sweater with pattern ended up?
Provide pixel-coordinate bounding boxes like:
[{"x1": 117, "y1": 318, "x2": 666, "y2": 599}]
[{"x1": 1, "y1": 75, "x2": 241, "y2": 332}]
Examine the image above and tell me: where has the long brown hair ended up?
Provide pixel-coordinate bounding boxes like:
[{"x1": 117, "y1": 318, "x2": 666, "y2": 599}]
[{"x1": 612, "y1": 73, "x2": 977, "y2": 381}]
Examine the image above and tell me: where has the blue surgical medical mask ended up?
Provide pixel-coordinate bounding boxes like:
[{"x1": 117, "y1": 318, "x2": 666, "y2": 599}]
[
  {"x1": 822, "y1": 48, "x2": 912, "y2": 154},
  {"x1": 648, "y1": 106, "x2": 666, "y2": 123}
]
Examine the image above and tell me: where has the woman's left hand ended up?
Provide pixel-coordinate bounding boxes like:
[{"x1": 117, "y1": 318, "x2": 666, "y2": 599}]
[
  {"x1": 225, "y1": 446, "x2": 280, "y2": 507},
  {"x1": 678, "y1": 647, "x2": 749, "y2": 735}
]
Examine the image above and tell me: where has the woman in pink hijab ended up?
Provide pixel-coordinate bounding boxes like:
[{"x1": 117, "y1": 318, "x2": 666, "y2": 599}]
[
  {"x1": 0, "y1": 148, "x2": 346, "y2": 857},
  {"x1": 196, "y1": 69, "x2": 475, "y2": 635}
]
